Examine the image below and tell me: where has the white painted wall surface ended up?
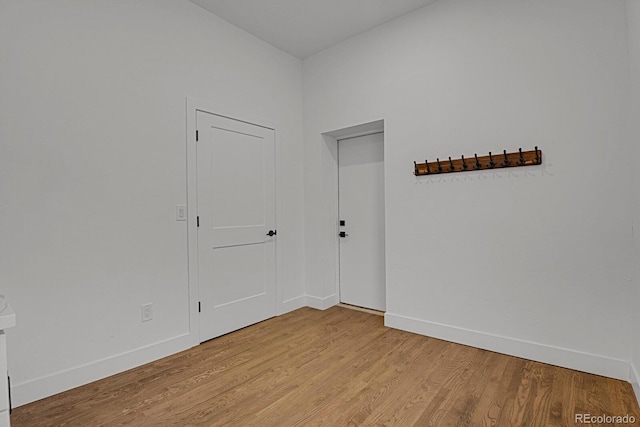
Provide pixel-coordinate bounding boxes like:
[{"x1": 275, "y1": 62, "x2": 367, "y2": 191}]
[
  {"x1": 0, "y1": 0, "x2": 305, "y2": 405},
  {"x1": 628, "y1": 0, "x2": 640, "y2": 404},
  {"x1": 303, "y1": 0, "x2": 633, "y2": 379}
]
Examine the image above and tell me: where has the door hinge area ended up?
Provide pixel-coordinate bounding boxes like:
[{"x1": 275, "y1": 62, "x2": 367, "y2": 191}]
[
  {"x1": 196, "y1": 130, "x2": 199, "y2": 141},
  {"x1": 198, "y1": 301, "x2": 201, "y2": 313}
]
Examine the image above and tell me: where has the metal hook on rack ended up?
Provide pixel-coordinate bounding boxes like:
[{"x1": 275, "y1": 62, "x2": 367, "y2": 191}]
[
  {"x1": 461, "y1": 155, "x2": 468, "y2": 170},
  {"x1": 425, "y1": 159, "x2": 431, "y2": 174},
  {"x1": 503, "y1": 150, "x2": 509, "y2": 167},
  {"x1": 488, "y1": 152, "x2": 495, "y2": 168},
  {"x1": 436, "y1": 158, "x2": 442, "y2": 173},
  {"x1": 535, "y1": 146, "x2": 540, "y2": 164},
  {"x1": 448, "y1": 157, "x2": 455, "y2": 172},
  {"x1": 474, "y1": 153, "x2": 481, "y2": 170},
  {"x1": 519, "y1": 148, "x2": 525, "y2": 165}
]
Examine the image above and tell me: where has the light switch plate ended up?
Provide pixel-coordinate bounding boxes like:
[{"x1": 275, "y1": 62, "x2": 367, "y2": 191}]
[
  {"x1": 176, "y1": 205, "x2": 187, "y2": 221},
  {"x1": 141, "y1": 303, "x2": 153, "y2": 322}
]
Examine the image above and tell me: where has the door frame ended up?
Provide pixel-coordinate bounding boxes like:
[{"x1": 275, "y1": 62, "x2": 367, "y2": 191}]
[
  {"x1": 186, "y1": 97, "x2": 279, "y2": 345},
  {"x1": 321, "y1": 119, "x2": 386, "y2": 309}
]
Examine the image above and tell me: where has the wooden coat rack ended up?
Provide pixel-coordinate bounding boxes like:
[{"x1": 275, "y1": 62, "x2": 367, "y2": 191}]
[{"x1": 413, "y1": 147, "x2": 541, "y2": 176}]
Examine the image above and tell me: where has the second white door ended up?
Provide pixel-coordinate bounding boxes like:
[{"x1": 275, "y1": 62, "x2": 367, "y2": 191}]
[{"x1": 338, "y1": 132, "x2": 386, "y2": 311}]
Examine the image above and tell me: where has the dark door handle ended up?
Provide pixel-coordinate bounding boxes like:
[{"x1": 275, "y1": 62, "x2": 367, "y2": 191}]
[
  {"x1": 339, "y1": 231, "x2": 348, "y2": 238},
  {"x1": 267, "y1": 230, "x2": 277, "y2": 237}
]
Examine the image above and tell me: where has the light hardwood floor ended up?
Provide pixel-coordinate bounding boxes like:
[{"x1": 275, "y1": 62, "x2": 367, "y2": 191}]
[{"x1": 12, "y1": 307, "x2": 640, "y2": 426}]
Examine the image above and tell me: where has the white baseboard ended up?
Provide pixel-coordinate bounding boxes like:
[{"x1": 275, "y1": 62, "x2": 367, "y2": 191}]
[
  {"x1": 19, "y1": 306, "x2": 631, "y2": 409},
  {"x1": 278, "y1": 295, "x2": 307, "y2": 315},
  {"x1": 385, "y1": 313, "x2": 630, "y2": 381},
  {"x1": 12, "y1": 333, "x2": 194, "y2": 407},
  {"x1": 306, "y1": 294, "x2": 338, "y2": 310},
  {"x1": 631, "y1": 361, "x2": 640, "y2": 408},
  {"x1": 11, "y1": 295, "x2": 313, "y2": 408}
]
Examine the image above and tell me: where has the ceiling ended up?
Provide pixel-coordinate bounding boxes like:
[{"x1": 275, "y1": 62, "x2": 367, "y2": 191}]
[{"x1": 190, "y1": 0, "x2": 439, "y2": 59}]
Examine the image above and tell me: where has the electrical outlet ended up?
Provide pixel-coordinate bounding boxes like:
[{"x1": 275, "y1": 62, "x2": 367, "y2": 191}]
[{"x1": 141, "y1": 303, "x2": 153, "y2": 322}]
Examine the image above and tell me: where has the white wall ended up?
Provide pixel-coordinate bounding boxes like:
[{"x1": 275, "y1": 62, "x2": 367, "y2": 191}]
[
  {"x1": 303, "y1": 0, "x2": 633, "y2": 379},
  {"x1": 2, "y1": 0, "x2": 636, "y2": 409},
  {"x1": 0, "y1": 0, "x2": 305, "y2": 405},
  {"x1": 628, "y1": 0, "x2": 640, "y2": 403}
]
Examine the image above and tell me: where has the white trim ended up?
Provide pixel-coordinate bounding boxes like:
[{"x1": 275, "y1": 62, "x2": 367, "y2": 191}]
[
  {"x1": 186, "y1": 97, "x2": 278, "y2": 132},
  {"x1": 11, "y1": 289, "x2": 305, "y2": 408},
  {"x1": 12, "y1": 307, "x2": 637, "y2": 408},
  {"x1": 385, "y1": 312, "x2": 630, "y2": 381},
  {"x1": 185, "y1": 98, "x2": 200, "y2": 347},
  {"x1": 278, "y1": 296, "x2": 307, "y2": 315},
  {"x1": 12, "y1": 333, "x2": 193, "y2": 407},
  {"x1": 306, "y1": 294, "x2": 338, "y2": 310},
  {"x1": 630, "y1": 361, "x2": 640, "y2": 408},
  {"x1": 322, "y1": 119, "x2": 384, "y2": 139}
]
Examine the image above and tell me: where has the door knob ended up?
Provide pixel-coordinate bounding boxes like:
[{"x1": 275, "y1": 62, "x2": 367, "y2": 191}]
[
  {"x1": 339, "y1": 231, "x2": 348, "y2": 238},
  {"x1": 267, "y1": 230, "x2": 277, "y2": 237}
]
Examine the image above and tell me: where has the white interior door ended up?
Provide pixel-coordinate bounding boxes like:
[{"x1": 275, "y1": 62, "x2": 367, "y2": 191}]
[
  {"x1": 338, "y1": 132, "x2": 386, "y2": 311},
  {"x1": 196, "y1": 111, "x2": 276, "y2": 342}
]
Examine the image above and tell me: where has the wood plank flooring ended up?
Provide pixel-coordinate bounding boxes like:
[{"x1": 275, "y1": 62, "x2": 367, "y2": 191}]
[{"x1": 11, "y1": 307, "x2": 640, "y2": 426}]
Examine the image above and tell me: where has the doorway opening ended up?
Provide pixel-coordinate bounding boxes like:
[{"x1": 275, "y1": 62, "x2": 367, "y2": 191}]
[{"x1": 324, "y1": 120, "x2": 386, "y2": 313}]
